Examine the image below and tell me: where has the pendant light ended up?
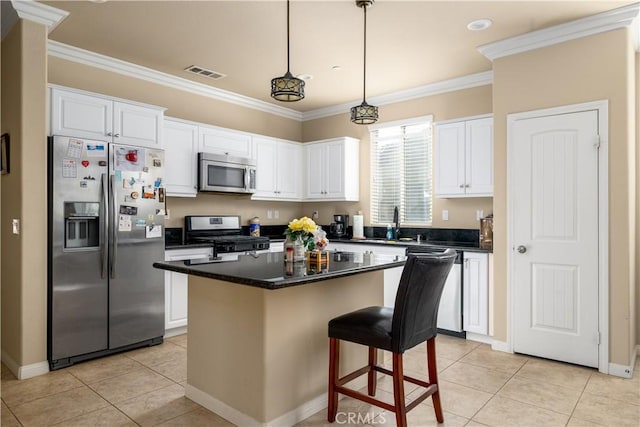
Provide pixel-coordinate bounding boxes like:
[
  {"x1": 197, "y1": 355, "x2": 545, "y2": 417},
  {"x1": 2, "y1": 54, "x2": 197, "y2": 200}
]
[
  {"x1": 350, "y1": 0, "x2": 378, "y2": 124},
  {"x1": 271, "y1": 0, "x2": 305, "y2": 102}
]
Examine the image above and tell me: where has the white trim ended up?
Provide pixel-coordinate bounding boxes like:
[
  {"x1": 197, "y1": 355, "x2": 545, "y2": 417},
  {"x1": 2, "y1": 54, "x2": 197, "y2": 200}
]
[
  {"x1": 465, "y1": 332, "x2": 493, "y2": 345},
  {"x1": 479, "y1": 3, "x2": 640, "y2": 60},
  {"x1": 303, "y1": 71, "x2": 493, "y2": 122},
  {"x1": 367, "y1": 115, "x2": 434, "y2": 131},
  {"x1": 48, "y1": 83, "x2": 166, "y2": 111},
  {"x1": 2, "y1": 349, "x2": 49, "y2": 380},
  {"x1": 608, "y1": 362, "x2": 634, "y2": 379},
  {"x1": 506, "y1": 100, "x2": 609, "y2": 374},
  {"x1": 10, "y1": 0, "x2": 69, "y2": 33},
  {"x1": 164, "y1": 326, "x2": 188, "y2": 339},
  {"x1": 47, "y1": 41, "x2": 303, "y2": 121},
  {"x1": 491, "y1": 339, "x2": 512, "y2": 354},
  {"x1": 434, "y1": 113, "x2": 493, "y2": 127}
]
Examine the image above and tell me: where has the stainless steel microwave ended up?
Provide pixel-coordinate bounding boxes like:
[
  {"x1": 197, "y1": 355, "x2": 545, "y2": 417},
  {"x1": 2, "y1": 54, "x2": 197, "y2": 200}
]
[{"x1": 198, "y1": 152, "x2": 256, "y2": 194}]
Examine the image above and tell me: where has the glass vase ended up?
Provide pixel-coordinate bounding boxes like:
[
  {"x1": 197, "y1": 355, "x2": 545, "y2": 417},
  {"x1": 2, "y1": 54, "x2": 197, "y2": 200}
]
[{"x1": 293, "y1": 236, "x2": 306, "y2": 262}]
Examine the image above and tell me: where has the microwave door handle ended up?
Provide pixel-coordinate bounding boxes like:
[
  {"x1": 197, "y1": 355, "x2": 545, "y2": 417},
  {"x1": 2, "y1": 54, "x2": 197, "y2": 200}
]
[{"x1": 245, "y1": 167, "x2": 250, "y2": 191}]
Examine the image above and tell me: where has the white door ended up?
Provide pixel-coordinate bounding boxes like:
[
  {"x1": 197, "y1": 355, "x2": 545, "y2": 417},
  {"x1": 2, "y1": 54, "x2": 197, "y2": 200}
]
[
  {"x1": 253, "y1": 138, "x2": 278, "y2": 198},
  {"x1": 325, "y1": 141, "x2": 345, "y2": 198},
  {"x1": 434, "y1": 122, "x2": 465, "y2": 196},
  {"x1": 466, "y1": 118, "x2": 493, "y2": 196},
  {"x1": 511, "y1": 110, "x2": 600, "y2": 367},
  {"x1": 51, "y1": 88, "x2": 113, "y2": 140},
  {"x1": 164, "y1": 119, "x2": 198, "y2": 196},
  {"x1": 305, "y1": 143, "x2": 325, "y2": 198},
  {"x1": 113, "y1": 102, "x2": 163, "y2": 148},
  {"x1": 277, "y1": 142, "x2": 301, "y2": 199}
]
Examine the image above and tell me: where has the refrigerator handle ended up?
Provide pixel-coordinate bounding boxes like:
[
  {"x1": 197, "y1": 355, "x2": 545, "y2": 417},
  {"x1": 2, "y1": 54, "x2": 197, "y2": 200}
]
[
  {"x1": 110, "y1": 174, "x2": 117, "y2": 279},
  {"x1": 101, "y1": 173, "x2": 108, "y2": 279}
]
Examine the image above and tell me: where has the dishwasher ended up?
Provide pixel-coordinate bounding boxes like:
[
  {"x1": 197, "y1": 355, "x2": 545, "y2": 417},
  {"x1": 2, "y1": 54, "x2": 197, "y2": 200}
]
[{"x1": 407, "y1": 246, "x2": 465, "y2": 338}]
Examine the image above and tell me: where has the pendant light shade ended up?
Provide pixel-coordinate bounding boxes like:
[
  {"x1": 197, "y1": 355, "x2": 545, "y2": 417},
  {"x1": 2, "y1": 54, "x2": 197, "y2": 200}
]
[
  {"x1": 271, "y1": 0, "x2": 304, "y2": 102},
  {"x1": 351, "y1": 0, "x2": 378, "y2": 124}
]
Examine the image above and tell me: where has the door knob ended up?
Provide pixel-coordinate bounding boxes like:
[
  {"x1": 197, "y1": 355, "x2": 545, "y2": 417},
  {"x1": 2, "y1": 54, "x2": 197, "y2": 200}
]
[{"x1": 517, "y1": 245, "x2": 527, "y2": 254}]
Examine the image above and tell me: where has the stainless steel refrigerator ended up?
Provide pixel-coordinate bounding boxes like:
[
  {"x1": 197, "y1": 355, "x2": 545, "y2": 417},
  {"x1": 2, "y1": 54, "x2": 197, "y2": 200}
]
[{"x1": 48, "y1": 135, "x2": 165, "y2": 370}]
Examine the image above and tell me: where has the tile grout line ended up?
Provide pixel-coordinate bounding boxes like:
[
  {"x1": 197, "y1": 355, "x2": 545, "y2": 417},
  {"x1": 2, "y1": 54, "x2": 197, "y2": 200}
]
[{"x1": 1, "y1": 396, "x2": 25, "y2": 427}]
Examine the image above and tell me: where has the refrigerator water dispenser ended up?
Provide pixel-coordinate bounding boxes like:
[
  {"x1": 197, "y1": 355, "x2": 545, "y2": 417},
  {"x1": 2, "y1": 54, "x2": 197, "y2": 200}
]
[{"x1": 64, "y1": 202, "x2": 100, "y2": 248}]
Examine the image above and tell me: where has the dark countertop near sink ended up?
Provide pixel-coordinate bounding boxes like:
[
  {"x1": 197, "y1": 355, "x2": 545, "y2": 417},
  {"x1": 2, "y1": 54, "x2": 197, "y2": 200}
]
[
  {"x1": 327, "y1": 238, "x2": 492, "y2": 253},
  {"x1": 153, "y1": 251, "x2": 405, "y2": 290}
]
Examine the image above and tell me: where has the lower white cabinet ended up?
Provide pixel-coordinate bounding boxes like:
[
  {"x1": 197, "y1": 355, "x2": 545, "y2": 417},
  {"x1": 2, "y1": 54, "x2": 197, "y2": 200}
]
[
  {"x1": 328, "y1": 242, "x2": 405, "y2": 307},
  {"x1": 164, "y1": 247, "x2": 213, "y2": 331},
  {"x1": 463, "y1": 252, "x2": 489, "y2": 335}
]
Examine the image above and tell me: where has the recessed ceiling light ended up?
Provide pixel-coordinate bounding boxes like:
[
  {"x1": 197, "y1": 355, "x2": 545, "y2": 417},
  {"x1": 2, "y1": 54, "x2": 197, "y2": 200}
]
[
  {"x1": 331, "y1": 66, "x2": 342, "y2": 71},
  {"x1": 297, "y1": 74, "x2": 314, "y2": 81},
  {"x1": 467, "y1": 19, "x2": 492, "y2": 31}
]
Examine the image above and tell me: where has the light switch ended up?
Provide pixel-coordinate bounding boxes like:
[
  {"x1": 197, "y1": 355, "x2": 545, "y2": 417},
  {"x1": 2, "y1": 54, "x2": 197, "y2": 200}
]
[
  {"x1": 267, "y1": 210, "x2": 273, "y2": 219},
  {"x1": 12, "y1": 219, "x2": 20, "y2": 234},
  {"x1": 442, "y1": 210, "x2": 449, "y2": 221},
  {"x1": 274, "y1": 210, "x2": 280, "y2": 219}
]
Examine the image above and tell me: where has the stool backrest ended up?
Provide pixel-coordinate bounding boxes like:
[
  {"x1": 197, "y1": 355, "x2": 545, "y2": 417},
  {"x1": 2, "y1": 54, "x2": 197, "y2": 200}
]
[{"x1": 391, "y1": 250, "x2": 456, "y2": 353}]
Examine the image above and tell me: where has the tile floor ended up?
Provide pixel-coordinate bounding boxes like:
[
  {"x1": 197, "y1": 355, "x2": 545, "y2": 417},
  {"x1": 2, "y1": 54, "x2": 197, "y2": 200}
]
[{"x1": 1, "y1": 334, "x2": 638, "y2": 426}]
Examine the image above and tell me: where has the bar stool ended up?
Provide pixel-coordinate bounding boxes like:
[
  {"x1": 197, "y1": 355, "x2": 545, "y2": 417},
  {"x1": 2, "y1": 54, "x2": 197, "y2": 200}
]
[{"x1": 327, "y1": 250, "x2": 456, "y2": 427}]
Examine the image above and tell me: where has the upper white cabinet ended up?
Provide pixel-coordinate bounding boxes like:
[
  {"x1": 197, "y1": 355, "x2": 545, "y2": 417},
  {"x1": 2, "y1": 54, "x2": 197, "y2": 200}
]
[
  {"x1": 253, "y1": 136, "x2": 302, "y2": 201},
  {"x1": 198, "y1": 125, "x2": 253, "y2": 159},
  {"x1": 434, "y1": 116, "x2": 493, "y2": 197},
  {"x1": 50, "y1": 86, "x2": 164, "y2": 148},
  {"x1": 304, "y1": 137, "x2": 359, "y2": 201},
  {"x1": 163, "y1": 118, "x2": 199, "y2": 197},
  {"x1": 463, "y1": 252, "x2": 489, "y2": 335}
]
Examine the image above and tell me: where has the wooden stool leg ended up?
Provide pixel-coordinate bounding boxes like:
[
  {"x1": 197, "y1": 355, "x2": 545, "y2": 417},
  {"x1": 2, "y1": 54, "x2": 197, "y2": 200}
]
[
  {"x1": 367, "y1": 346, "x2": 377, "y2": 396},
  {"x1": 392, "y1": 352, "x2": 407, "y2": 427},
  {"x1": 427, "y1": 338, "x2": 444, "y2": 423},
  {"x1": 328, "y1": 338, "x2": 340, "y2": 422}
]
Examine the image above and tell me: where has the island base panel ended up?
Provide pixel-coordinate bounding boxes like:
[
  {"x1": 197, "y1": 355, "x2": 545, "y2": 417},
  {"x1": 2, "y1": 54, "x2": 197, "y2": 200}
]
[{"x1": 186, "y1": 271, "x2": 384, "y2": 425}]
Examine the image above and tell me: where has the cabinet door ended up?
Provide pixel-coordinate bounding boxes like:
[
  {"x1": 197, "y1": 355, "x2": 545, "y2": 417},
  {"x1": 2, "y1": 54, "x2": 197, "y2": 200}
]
[
  {"x1": 253, "y1": 138, "x2": 278, "y2": 198},
  {"x1": 463, "y1": 252, "x2": 488, "y2": 335},
  {"x1": 113, "y1": 102, "x2": 163, "y2": 148},
  {"x1": 324, "y1": 140, "x2": 345, "y2": 199},
  {"x1": 465, "y1": 118, "x2": 493, "y2": 196},
  {"x1": 305, "y1": 143, "x2": 325, "y2": 198},
  {"x1": 164, "y1": 119, "x2": 198, "y2": 197},
  {"x1": 276, "y1": 142, "x2": 301, "y2": 199},
  {"x1": 199, "y1": 126, "x2": 253, "y2": 158},
  {"x1": 434, "y1": 122, "x2": 465, "y2": 197},
  {"x1": 51, "y1": 88, "x2": 112, "y2": 140}
]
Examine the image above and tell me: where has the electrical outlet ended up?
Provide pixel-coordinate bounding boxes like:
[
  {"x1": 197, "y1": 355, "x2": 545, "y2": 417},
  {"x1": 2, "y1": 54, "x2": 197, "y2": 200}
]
[
  {"x1": 274, "y1": 210, "x2": 280, "y2": 219},
  {"x1": 12, "y1": 219, "x2": 20, "y2": 234},
  {"x1": 476, "y1": 209, "x2": 483, "y2": 220},
  {"x1": 267, "y1": 210, "x2": 273, "y2": 220},
  {"x1": 442, "y1": 210, "x2": 449, "y2": 221}
]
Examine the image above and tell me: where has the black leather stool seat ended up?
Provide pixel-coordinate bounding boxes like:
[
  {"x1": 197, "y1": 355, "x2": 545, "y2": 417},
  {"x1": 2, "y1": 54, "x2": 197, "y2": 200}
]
[{"x1": 329, "y1": 306, "x2": 393, "y2": 351}]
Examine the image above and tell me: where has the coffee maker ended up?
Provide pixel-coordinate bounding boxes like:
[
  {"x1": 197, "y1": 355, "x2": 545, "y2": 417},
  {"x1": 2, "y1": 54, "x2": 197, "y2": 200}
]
[{"x1": 330, "y1": 214, "x2": 349, "y2": 239}]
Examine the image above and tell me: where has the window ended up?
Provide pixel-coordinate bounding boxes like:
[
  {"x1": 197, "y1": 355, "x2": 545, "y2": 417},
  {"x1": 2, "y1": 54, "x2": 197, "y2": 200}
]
[{"x1": 370, "y1": 117, "x2": 432, "y2": 226}]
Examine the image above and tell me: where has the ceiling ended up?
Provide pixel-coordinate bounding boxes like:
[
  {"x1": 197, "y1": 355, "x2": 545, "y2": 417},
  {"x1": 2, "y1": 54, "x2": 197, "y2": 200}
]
[{"x1": 40, "y1": 0, "x2": 635, "y2": 113}]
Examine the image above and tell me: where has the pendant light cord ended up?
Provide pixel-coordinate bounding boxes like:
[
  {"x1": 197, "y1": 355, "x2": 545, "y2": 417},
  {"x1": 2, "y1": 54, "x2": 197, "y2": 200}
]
[
  {"x1": 362, "y1": 3, "x2": 367, "y2": 103},
  {"x1": 286, "y1": 0, "x2": 291, "y2": 74}
]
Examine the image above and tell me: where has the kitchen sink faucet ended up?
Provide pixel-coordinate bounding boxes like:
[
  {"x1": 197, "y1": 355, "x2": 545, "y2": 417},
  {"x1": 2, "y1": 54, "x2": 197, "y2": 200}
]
[{"x1": 393, "y1": 206, "x2": 400, "y2": 240}]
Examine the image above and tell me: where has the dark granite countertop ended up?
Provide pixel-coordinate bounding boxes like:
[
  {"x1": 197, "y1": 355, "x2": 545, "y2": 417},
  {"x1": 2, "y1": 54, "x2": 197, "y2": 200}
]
[
  {"x1": 328, "y1": 238, "x2": 492, "y2": 253},
  {"x1": 153, "y1": 251, "x2": 406, "y2": 290}
]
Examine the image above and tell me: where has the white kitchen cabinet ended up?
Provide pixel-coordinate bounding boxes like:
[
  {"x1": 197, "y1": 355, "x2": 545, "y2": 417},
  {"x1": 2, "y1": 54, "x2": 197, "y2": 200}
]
[
  {"x1": 304, "y1": 137, "x2": 359, "y2": 201},
  {"x1": 163, "y1": 118, "x2": 199, "y2": 197},
  {"x1": 50, "y1": 86, "x2": 164, "y2": 148},
  {"x1": 434, "y1": 116, "x2": 493, "y2": 197},
  {"x1": 164, "y1": 247, "x2": 213, "y2": 332},
  {"x1": 198, "y1": 124, "x2": 253, "y2": 159},
  {"x1": 328, "y1": 242, "x2": 405, "y2": 307},
  {"x1": 463, "y1": 252, "x2": 489, "y2": 335},
  {"x1": 253, "y1": 137, "x2": 302, "y2": 201}
]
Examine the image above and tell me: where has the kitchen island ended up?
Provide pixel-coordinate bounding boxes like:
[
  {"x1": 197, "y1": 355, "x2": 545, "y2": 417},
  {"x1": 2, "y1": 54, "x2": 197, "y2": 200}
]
[{"x1": 153, "y1": 251, "x2": 406, "y2": 427}]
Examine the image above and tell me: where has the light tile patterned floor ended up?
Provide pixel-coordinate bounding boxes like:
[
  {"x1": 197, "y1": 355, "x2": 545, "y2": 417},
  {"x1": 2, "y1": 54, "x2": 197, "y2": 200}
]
[{"x1": 1, "y1": 334, "x2": 638, "y2": 426}]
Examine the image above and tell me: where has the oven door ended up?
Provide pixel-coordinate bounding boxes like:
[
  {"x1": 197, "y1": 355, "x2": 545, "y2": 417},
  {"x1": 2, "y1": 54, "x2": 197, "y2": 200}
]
[{"x1": 198, "y1": 155, "x2": 254, "y2": 193}]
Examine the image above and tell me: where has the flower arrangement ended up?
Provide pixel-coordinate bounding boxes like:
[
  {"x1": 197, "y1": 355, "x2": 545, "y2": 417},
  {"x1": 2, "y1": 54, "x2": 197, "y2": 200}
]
[{"x1": 285, "y1": 216, "x2": 328, "y2": 251}]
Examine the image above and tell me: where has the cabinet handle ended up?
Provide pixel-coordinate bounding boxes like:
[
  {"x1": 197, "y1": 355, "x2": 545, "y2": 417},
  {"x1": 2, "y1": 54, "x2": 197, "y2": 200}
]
[
  {"x1": 459, "y1": 184, "x2": 464, "y2": 188},
  {"x1": 114, "y1": 133, "x2": 120, "y2": 138},
  {"x1": 465, "y1": 184, "x2": 470, "y2": 188},
  {"x1": 106, "y1": 132, "x2": 112, "y2": 137}
]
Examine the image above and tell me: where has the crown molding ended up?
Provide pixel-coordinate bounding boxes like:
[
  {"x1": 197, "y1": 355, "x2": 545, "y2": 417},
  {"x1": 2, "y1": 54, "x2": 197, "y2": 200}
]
[
  {"x1": 478, "y1": 2, "x2": 640, "y2": 61},
  {"x1": 300, "y1": 71, "x2": 493, "y2": 122},
  {"x1": 47, "y1": 41, "x2": 304, "y2": 121},
  {"x1": 10, "y1": 0, "x2": 69, "y2": 33}
]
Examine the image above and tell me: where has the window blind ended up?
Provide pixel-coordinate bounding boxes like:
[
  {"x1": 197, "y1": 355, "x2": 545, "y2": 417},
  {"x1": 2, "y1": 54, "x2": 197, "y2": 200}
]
[{"x1": 370, "y1": 120, "x2": 432, "y2": 226}]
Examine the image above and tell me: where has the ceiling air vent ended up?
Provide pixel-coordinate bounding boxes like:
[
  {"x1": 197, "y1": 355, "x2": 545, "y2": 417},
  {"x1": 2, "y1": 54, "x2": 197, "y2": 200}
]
[{"x1": 184, "y1": 65, "x2": 226, "y2": 80}]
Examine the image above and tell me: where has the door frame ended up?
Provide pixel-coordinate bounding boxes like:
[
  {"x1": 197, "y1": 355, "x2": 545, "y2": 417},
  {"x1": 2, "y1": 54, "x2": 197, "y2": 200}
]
[{"x1": 506, "y1": 100, "x2": 609, "y2": 373}]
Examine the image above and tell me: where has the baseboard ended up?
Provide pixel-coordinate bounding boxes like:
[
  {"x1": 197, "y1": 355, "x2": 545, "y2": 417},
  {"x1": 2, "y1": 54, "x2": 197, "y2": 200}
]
[
  {"x1": 491, "y1": 339, "x2": 512, "y2": 353},
  {"x1": 164, "y1": 326, "x2": 188, "y2": 338},
  {"x1": 1, "y1": 349, "x2": 49, "y2": 380},
  {"x1": 609, "y1": 361, "x2": 634, "y2": 379},
  {"x1": 185, "y1": 376, "x2": 368, "y2": 427},
  {"x1": 465, "y1": 332, "x2": 493, "y2": 345}
]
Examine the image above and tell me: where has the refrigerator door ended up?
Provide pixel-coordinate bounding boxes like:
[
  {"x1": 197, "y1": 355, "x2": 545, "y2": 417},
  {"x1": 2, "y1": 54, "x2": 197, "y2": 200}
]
[
  {"x1": 49, "y1": 135, "x2": 109, "y2": 361},
  {"x1": 108, "y1": 144, "x2": 165, "y2": 349}
]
